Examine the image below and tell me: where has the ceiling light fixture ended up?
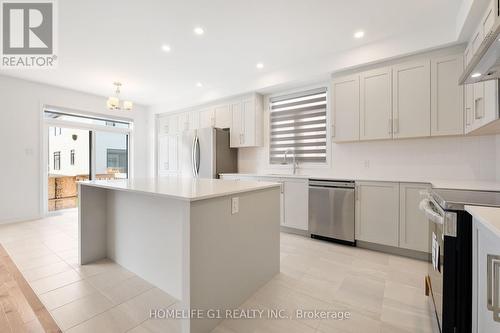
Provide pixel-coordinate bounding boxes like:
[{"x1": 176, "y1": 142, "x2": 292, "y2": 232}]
[
  {"x1": 107, "y1": 82, "x2": 133, "y2": 111},
  {"x1": 194, "y1": 27, "x2": 205, "y2": 35},
  {"x1": 256, "y1": 62, "x2": 264, "y2": 69},
  {"x1": 161, "y1": 44, "x2": 171, "y2": 53},
  {"x1": 354, "y1": 30, "x2": 365, "y2": 39},
  {"x1": 196, "y1": 82, "x2": 203, "y2": 88},
  {"x1": 471, "y1": 72, "x2": 482, "y2": 78}
]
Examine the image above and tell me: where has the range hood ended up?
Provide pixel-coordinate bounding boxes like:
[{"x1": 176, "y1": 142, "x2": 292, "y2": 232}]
[{"x1": 460, "y1": 16, "x2": 500, "y2": 85}]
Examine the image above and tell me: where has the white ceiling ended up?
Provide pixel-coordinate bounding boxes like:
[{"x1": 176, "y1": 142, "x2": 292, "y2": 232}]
[{"x1": 1, "y1": 0, "x2": 465, "y2": 111}]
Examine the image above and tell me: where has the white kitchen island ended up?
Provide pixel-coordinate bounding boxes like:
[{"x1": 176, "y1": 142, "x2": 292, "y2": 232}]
[{"x1": 78, "y1": 177, "x2": 281, "y2": 333}]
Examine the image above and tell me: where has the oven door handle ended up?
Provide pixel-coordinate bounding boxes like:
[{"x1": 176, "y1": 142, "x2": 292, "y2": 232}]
[{"x1": 419, "y1": 198, "x2": 444, "y2": 225}]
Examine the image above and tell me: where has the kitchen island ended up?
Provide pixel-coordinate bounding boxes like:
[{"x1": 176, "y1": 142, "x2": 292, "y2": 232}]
[{"x1": 78, "y1": 177, "x2": 281, "y2": 333}]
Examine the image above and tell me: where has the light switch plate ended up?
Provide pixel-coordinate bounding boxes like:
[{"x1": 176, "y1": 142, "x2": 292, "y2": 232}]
[{"x1": 231, "y1": 197, "x2": 239, "y2": 214}]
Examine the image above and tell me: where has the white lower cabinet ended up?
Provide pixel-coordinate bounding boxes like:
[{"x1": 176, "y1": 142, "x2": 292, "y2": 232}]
[
  {"x1": 473, "y1": 218, "x2": 500, "y2": 333},
  {"x1": 282, "y1": 179, "x2": 308, "y2": 230},
  {"x1": 355, "y1": 181, "x2": 399, "y2": 247},
  {"x1": 399, "y1": 183, "x2": 430, "y2": 252},
  {"x1": 356, "y1": 181, "x2": 430, "y2": 252}
]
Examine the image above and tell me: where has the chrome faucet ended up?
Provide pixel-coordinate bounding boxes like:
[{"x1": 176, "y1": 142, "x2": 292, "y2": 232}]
[{"x1": 282, "y1": 149, "x2": 299, "y2": 175}]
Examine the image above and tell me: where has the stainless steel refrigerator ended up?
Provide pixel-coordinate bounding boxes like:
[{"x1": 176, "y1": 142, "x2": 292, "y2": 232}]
[{"x1": 180, "y1": 127, "x2": 237, "y2": 178}]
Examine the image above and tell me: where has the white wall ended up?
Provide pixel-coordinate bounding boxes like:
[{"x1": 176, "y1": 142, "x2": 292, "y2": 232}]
[{"x1": 0, "y1": 74, "x2": 153, "y2": 223}]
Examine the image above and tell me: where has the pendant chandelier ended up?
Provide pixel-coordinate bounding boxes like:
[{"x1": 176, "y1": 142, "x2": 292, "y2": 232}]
[{"x1": 107, "y1": 82, "x2": 133, "y2": 111}]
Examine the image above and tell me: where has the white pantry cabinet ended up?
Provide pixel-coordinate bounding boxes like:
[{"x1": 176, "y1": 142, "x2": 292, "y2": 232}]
[
  {"x1": 472, "y1": 217, "x2": 500, "y2": 333},
  {"x1": 355, "y1": 181, "x2": 400, "y2": 247},
  {"x1": 399, "y1": 183, "x2": 430, "y2": 252},
  {"x1": 431, "y1": 55, "x2": 464, "y2": 136},
  {"x1": 360, "y1": 67, "x2": 393, "y2": 140},
  {"x1": 230, "y1": 94, "x2": 263, "y2": 148},
  {"x1": 157, "y1": 135, "x2": 178, "y2": 175},
  {"x1": 392, "y1": 60, "x2": 431, "y2": 138},
  {"x1": 331, "y1": 74, "x2": 360, "y2": 142}
]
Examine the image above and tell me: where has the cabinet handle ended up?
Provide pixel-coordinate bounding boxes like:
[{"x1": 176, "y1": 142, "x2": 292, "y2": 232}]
[
  {"x1": 487, "y1": 254, "x2": 500, "y2": 322},
  {"x1": 388, "y1": 119, "x2": 393, "y2": 135},
  {"x1": 393, "y1": 118, "x2": 399, "y2": 134},
  {"x1": 465, "y1": 107, "x2": 471, "y2": 126},
  {"x1": 331, "y1": 124, "x2": 335, "y2": 138},
  {"x1": 475, "y1": 97, "x2": 484, "y2": 120}
]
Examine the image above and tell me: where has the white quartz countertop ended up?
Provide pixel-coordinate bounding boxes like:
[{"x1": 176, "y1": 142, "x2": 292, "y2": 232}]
[
  {"x1": 79, "y1": 177, "x2": 280, "y2": 202},
  {"x1": 220, "y1": 173, "x2": 500, "y2": 191},
  {"x1": 465, "y1": 205, "x2": 500, "y2": 238}
]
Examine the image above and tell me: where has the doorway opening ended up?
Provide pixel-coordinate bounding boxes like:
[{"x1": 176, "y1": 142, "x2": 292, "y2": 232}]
[{"x1": 44, "y1": 110, "x2": 132, "y2": 212}]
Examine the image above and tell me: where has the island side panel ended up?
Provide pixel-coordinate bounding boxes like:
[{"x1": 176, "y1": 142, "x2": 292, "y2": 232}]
[
  {"x1": 188, "y1": 187, "x2": 280, "y2": 333},
  {"x1": 79, "y1": 184, "x2": 108, "y2": 264},
  {"x1": 105, "y1": 189, "x2": 190, "y2": 301}
]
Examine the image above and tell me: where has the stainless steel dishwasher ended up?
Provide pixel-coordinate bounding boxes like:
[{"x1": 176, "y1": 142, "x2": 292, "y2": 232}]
[{"x1": 308, "y1": 179, "x2": 355, "y2": 245}]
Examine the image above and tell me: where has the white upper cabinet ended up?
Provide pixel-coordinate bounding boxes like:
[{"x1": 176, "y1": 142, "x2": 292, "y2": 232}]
[
  {"x1": 392, "y1": 60, "x2": 431, "y2": 138},
  {"x1": 230, "y1": 101, "x2": 243, "y2": 147},
  {"x1": 230, "y1": 94, "x2": 263, "y2": 148},
  {"x1": 360, "y1": 67, "x2": 393, "y2": 140},
  {"x1": 199, "y1": 108, "x2": 215, "y2": 128},
  {"x1": 168, "y1": 114, "x2": 180, "y2": 135},
  {"x1": 482, "y1": 0, "x2": 496, "y2": 37},
  {"x1": 214, "y1": 104, "x2": 231, "y2": 129},
  {"x1": 430, "y1": 55, "x2": 464, "y2": 136},
  {"x1": 188, "y1": 111, "x2": 199, "y2": 130},
  {"x1": 157, "y1": 116, "x2": 170, "y2": 135},
  {"x1": 332, "y1": 74, "x2": 360, "y2": 142},
  {"x1": 178, "y1": 112, "x2": 189, "y2": 133}
]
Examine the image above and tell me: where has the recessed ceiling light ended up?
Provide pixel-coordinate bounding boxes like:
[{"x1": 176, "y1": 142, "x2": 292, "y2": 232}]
[
  {"x1": 471, "y1": 72, "x2": 482, "y2": 78},
  {"x1": 354, "y1": 30, "x2": 365, "y2": 39},
  {"x1": 194, "y1": 27, "x2": 205, "y2": 35},
  {"x1": 196, "y1": 82, "x2": 203, "y2": 87},
  {"x1": 161, "y1": 44, "x2": 171, "y2": 53},
  {"x1": 256, "y1": 62, "x2": 264, "y2": 69}
]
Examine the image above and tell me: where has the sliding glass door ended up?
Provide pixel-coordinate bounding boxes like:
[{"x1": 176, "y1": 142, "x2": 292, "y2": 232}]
[{"x1": 94, "y1": 131, "x2": 129, "y2": 179}]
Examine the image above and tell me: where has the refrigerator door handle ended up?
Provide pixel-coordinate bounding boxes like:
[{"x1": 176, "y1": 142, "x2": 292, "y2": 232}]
[
  {"x1": 191, "y1": 136, "x2": 197, "y2": 177},
  {"x1": 194, "y1": 136, "x2": 200, "y2": 176}
]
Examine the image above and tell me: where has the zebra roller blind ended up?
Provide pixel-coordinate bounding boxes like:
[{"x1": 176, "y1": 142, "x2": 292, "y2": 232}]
[{"x1": 269, "y1": 87, "x2": 327, "y2": 164}]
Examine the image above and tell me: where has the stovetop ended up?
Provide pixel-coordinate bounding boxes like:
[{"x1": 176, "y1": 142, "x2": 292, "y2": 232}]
[{"x1": 431, "y1": 188, "x2": 500, "y2": 211}]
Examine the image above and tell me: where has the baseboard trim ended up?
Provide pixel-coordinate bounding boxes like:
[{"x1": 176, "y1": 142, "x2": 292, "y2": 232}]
[
  {"x1": 357, "y1": 240, "x2": 431, "y2": 261},
  {"x1": 280, "y1": 226, "x2": 310, "y2": 237}
]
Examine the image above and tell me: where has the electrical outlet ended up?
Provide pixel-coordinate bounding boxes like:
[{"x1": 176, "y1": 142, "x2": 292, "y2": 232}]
[{"x1": 231, "y1": 197, "x2": 239, "y2": 214}]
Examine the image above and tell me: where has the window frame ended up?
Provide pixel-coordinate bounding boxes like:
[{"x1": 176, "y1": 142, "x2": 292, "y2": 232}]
[
  {"x1": 266, "y1": 82, "x2": 331, "y2": 170},
  {"x1": 53, "y1": 151, "x2": 61, "y2": 170}
]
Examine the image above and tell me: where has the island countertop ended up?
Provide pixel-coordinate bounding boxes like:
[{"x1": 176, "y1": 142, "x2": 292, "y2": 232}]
[{"x1": 78, "y1": 176, "x2": 280, "y2": 201}]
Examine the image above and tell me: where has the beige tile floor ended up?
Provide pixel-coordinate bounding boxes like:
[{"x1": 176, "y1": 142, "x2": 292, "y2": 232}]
[{"x1": 0, "y1": 210, "x2": 434, "y2": 333}]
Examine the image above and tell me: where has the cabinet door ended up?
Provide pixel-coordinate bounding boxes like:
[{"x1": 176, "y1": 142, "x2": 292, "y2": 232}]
[
  {"x1": 230, "y1": 101, "x2": 243, "y2": 147},
  {"x1": 178, "y1": 113, "x2": 189, "y2": 133},
  {"x1": 158, "y1": 116, "x2": 170, "y2": 135},
  {"x1": 393, "y1": 60, "x2": 431, "y2": 138},
  {"x1": 199, "y1": 108, "x2": 215, "y2": 128},
  {"x1": 332, "y1": 75, "x2": 360, "y2": 142},
  {"x1": 168, "y1": 114, "x2": 179, "y2": 135},
  {"x1": 157, "y1": 135, "x2": 169, "y2": 175},
  {"x1": 214, "y1": 104, "x2": 231, "y2": 129},
  {"x1": 399, "y1": 183, "x2": 431, "y2": 253},
  {"x1": 474, "y1": 219, "x2": 500, "y2": 333},
  {"x1": 430, "y1": 55, "x2": 464, "y2": 136},
  {"x1": 482, "y1": 0, "x2": 496, "y2": 37},
  {"x1": 360, "y1": 67, "x2": 393, "y2": 140},
  {"x1": 355, "y1": 181, "x2": 399, "y2": 247},
  {"x1": 282, "y1": 179, "x2": 308, "y2": 230},
  {"x1": 242, "y1": 98, "x2": 256, "y2": 146},
  {"x1": 188, "y1": 111, "x2": 199, "y2": 130},
  {"x1": 167, "y1": 135, "x2": 178, "y2": 173}
]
